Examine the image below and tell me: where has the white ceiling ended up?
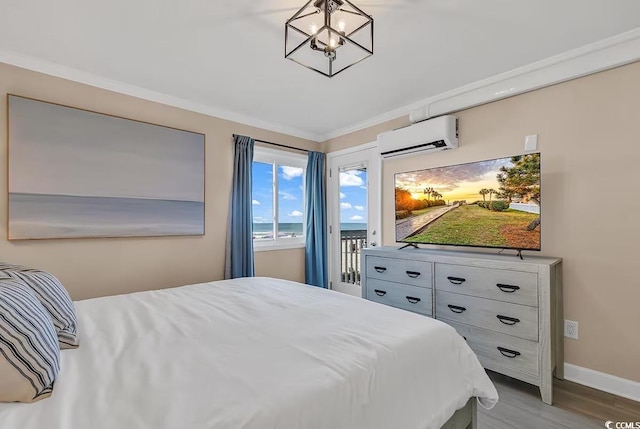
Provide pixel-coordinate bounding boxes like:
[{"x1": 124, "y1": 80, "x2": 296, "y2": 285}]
[{"x1": 1, "y1": 0, "x2": 640, "y2": 141}]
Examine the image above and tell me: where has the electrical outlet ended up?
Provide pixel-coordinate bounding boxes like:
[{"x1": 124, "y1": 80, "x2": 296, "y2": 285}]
[
  {"x1": 525, "y1": 134, "x2": 538, "y2": 151},
  {"x1": 564, "y1": 320, "x2": 579, "y2": 340}
]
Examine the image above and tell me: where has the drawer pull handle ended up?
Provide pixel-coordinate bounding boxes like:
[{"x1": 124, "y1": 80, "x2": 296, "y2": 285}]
[
  {"x1": 374, "y1": 266, "x2": 387, "y2": 273},
  {"x1": 497, "y1": 284, "x2": 520, "y2": 293},
  {"x1": 406, "y1": 296, "x2": 421, "y2": 304},
  {"x1": 406, "y1": 270, "x2": 421, "y2": 278},
  {"x1": 373, "y1": 289, "x2": 387, "y2": 297},
  {"x1": 447, "y1": 276, "x2": 466, "y2": 285},
  {"x1": 497, "y1": 315, "x2": 520, "y2": 325},
  {"x1": 447, "y1": 305, "x2": 466, "y2": 314},
  {"x1": 497, "y1": 347, "x2": 521, "y2": 358}
]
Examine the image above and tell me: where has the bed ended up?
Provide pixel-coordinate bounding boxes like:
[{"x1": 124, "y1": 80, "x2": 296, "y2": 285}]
[{"x1": 0, "y1": 277, "x2": 498, "y2": 429}]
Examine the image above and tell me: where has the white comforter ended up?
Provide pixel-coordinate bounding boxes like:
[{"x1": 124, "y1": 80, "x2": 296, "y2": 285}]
[{"x1": 0, "y1": 277, "x2": 497, "y2": 429}]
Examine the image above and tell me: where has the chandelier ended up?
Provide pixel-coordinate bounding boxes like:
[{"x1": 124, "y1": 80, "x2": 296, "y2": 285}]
[{"x1": 285, "y1": 0, "x2": 374, "y2": 77}]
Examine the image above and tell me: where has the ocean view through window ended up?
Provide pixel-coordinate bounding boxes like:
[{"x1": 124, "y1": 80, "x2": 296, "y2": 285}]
[
  {"x1": 252, "y1": 147, "x2": 307, "y2": 248},
  {"x1": 339, "y1": 167, "x2": 368, "y2": 284},
  {"x1": 252, "y1": 221, "x2": 367, "y2": 239}
]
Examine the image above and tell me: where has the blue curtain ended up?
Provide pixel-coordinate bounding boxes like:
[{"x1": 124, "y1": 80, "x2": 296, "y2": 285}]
[
  {"x1": 225, "y1": 135, "x2": 255, "y2": 279},
  {"x1": 305, "y1": 152, "x2": 328, "y2": 288}
]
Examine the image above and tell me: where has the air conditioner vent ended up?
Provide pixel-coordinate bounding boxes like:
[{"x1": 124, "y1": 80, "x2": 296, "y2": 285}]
[{"x1": 377, "y1": 116, "x2": 458, "y2": 159}]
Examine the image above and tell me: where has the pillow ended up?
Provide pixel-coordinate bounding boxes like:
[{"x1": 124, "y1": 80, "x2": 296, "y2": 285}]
[
  {"x1": 0, "y1": 278, "x2": 60, "y2": 403},
  {"x1": 0, "y1": 265, "x2": 79, "y2": 349}
]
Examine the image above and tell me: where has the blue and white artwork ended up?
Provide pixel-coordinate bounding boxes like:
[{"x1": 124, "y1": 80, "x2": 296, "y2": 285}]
[{"x1": 8, "y1": 95, "x2": 205, "y2": 240}]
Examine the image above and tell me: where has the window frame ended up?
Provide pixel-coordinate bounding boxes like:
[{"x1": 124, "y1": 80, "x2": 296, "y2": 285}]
[{"x1": 252, "y1": 146, "x2": 308, "y2": 252}]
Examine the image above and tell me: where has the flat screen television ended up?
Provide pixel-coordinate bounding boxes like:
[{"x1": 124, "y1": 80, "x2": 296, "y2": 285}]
[{"x1": 394, "y1": 153, "x2": 541, "y2": 251}]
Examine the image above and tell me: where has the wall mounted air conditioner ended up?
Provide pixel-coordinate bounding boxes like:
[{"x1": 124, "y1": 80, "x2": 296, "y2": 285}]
[{"x1": 377, "y1": 115, "x2": 458, "y2": 159}]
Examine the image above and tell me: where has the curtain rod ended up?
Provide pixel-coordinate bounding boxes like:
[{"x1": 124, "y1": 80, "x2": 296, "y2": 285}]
[
  {"x1": 233, "y1": 134, "x2": 310, "y2": 153},
  {"x1": 256, "y1": 139, "x2": 310, "y2": 153}
]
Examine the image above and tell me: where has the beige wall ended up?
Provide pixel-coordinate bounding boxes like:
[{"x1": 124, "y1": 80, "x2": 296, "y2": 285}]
[
  {"x1": 0, "y1": 63, "x2": 315, "y2": 300},
  {"x1": 323, "y1": 62, "x2": 640, "y2": 383},
  {"x1": 3, "y1": 58, "x2": 639, "y2": 383},
  {"x1": 255, "y1": 249, "x2": 306, "y2": 282}
]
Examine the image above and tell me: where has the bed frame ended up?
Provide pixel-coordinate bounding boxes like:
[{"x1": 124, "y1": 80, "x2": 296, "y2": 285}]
[{"x1": 441, "y1": 398, "x2": 477, "y2": 429}]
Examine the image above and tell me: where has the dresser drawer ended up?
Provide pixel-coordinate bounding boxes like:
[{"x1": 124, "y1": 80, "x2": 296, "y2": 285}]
[
  {"x1": 366, "y1": 256, "x2": 432, "y2": 288},
  {"x1": 436, "y1": 291, "x2": 538, "y2": 341},
  {"x1": 435, "y1": 264, "x2": 538, "y2": 307},
  {"x1": 445, "y1": 320, "x2": 539, "y2": 378},
  {"x1": 365, "y1": 278, "x2": 432, "y2": 316}
]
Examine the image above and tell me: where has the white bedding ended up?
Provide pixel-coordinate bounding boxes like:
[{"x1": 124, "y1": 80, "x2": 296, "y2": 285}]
[{"x1": 0, "y1": 277, "x2": 497, "y2": 429}]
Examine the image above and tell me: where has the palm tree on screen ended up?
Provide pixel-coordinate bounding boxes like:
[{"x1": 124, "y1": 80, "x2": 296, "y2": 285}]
[
  {"x1": 487, "y1": 189, "x2": 496, "y2": 203},
  {"x1": 423, "y1": 187, "x2": 434, "y2": 202}
]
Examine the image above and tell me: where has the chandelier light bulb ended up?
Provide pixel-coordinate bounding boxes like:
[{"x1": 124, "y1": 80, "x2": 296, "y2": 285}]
[
  {"x1": 338, "y1": 20, "x2": 346, "y2": 32},
  {"x1": 329, "y1": 38, "x2": 337, "y2": 48},
  {"x1": 310, "y1": 24, "x2": 318, "y2": 35}
]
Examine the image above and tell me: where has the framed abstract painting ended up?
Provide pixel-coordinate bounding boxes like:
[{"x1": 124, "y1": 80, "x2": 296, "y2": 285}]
[{"x1": 7, "y1": 95, "x2": 205, "y2": 240}]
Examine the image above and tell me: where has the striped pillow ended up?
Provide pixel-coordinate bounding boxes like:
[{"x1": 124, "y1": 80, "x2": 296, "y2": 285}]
[
  {"x1": 0, "y1": 278, "x2": 60, "y2": 403},
  {"x1": 1, "y1": 265, "x2": 79, "y2": 349}
]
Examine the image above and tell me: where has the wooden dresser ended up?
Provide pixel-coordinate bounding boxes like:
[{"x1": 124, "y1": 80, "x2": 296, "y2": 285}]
[{"x1": 361, "y1": 247, "x2": 563, "y2": 405}]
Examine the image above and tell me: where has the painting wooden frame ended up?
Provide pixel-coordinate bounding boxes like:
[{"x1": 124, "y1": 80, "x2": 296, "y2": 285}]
[{"x1": 7, "y1": 95, "x2": 205, "y2": 240}]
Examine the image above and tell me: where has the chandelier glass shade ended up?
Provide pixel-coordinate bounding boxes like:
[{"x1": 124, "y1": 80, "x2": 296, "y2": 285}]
[{"x1": 285, "y1": 0, "x2": 374, "y2": 77}]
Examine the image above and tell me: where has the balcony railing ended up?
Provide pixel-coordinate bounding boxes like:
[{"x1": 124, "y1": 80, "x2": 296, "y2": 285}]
[{"x1": 340, "y1": 229, "x2": 367, "y2": 285}]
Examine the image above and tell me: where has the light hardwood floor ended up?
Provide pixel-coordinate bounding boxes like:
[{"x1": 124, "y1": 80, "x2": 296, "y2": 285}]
[{"x1": 480, "y1": 371, "x2": 640, "y2": 428}]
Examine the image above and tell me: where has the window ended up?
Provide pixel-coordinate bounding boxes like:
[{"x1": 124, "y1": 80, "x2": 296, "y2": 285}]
[{"x1": 252, "y1": 147, "x2": 307, "y2": 251}]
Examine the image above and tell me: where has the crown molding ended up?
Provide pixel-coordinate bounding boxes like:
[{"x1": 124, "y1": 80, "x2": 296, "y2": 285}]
[
  {"x1": 0, "y1": 49, "x2": 324, "y2": 142},
  {"x1": 3, "y1": 27, "x2": 639, "y2": 144},
  {"x1": 321, "y1": 27, "x2": 640, "y2": 141}
]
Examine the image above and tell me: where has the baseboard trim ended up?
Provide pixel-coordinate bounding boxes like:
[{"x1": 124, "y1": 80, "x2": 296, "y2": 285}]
[{"x1": 564, "y1": 363, "x2": 640, "y2": 403}]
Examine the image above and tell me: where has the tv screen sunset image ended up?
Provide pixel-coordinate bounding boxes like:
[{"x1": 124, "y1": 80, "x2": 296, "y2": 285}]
[{"x1": 394, "y1": 153, "x2": 541, "y2": 250}]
